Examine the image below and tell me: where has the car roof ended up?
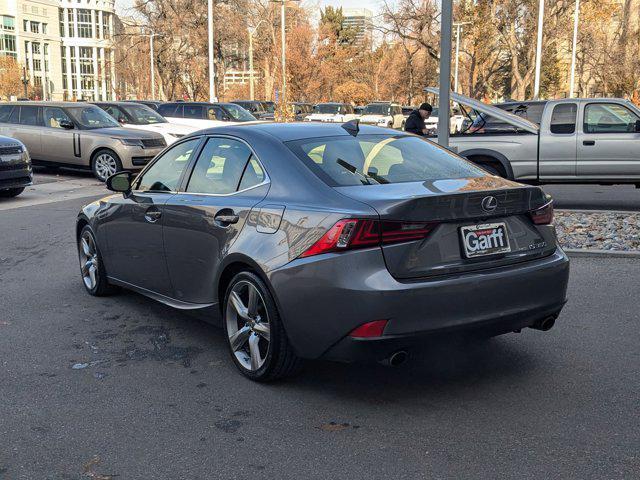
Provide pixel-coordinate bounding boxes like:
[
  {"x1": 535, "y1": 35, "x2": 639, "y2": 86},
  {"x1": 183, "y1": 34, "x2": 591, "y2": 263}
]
[
  {"x1": 1, "y1": 101, "x2": 93, "y2": 107},
  {"x1": 186, "y1": 122, "x2": 405, "y2": 142}
]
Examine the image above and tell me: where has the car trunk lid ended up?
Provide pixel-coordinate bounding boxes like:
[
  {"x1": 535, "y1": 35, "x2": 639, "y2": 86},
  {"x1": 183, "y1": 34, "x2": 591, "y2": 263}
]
[{"x1": 335, "y1": 177, "x2": 556, "y2": 279}]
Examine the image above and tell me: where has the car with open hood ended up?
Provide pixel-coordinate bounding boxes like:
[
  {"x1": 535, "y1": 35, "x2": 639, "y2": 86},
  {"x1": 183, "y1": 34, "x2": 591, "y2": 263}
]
[{"x1": 425, "y1": 87, "x2": 640, "y2": 185}]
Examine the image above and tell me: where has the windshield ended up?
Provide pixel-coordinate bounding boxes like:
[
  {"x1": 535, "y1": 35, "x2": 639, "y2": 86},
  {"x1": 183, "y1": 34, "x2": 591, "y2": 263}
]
[
  {"x1": 263, "y1": 102, "x2": 275, "y2": 113},
  {"x1": 314, "y1": 104, "x2": 340, "y2": 114},
  {"x1": 123, "y1": 104, "x2": 167, "y2": 125},
  {"x1": 364, "y1": 104, "x2": 391, "y2": 115},
  {"x1": 286, "y1": 134, "x2": 485, "y2": 186},
  {"x1": 66, "y1": 106, "x2": 119, "y2": 129},
  {"x1": 222, "y1": 104, "x2": 256, "y2": 122}
]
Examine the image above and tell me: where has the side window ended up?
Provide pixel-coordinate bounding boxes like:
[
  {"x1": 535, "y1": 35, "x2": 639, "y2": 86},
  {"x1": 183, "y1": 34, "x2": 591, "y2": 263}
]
[
  {"x1": 550, "y1": 103, "x2": 577, "y2": 134},
  {"x1": 238, "y1": 157, "x2": 266, "y2": 191},
  {"x1": 43, "y1": 107, "x2": 72, "y2": 128},
  {"x1": 157, "y1": 104, "x2": 178, "y2": 117},
  {"x1": 206, "y1": 106, "x2": 224, "y2": 121},
  {"x1": 136, "y1": 138, "x2": 199, "y2": 192},
  {"x1": 0, "y1": 105, "x2": 14, "y2": 122},
  {"x1": 8, "y1": 106, "x2": 20, "y2": 123},
  {"x1": 19, "y1": 106, "x2": 41, "y2": 126},
  {"x1": 186, "y1": 137, "x2": 252, "y2": 195},
  {"x1": 184, "y1": 105, "x2": 204, "y2": 119},
  {"x1": 584, "y1": 103, "x2": 640, "y2": 134},
  {"x1": 103, "y1": 105, "x2": 125, "y2": 122}
]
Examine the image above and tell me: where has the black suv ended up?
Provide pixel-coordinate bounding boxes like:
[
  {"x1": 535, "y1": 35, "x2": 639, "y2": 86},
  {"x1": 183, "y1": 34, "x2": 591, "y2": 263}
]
[{"x1": 0, "y1": 135, "x2": 32, "y2": 198}]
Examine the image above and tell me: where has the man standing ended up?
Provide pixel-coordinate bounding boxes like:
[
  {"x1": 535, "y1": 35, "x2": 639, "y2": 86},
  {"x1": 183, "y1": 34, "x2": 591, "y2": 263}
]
[{"x1": 404, "y1": 103, "x2": 433, "y2": 136}]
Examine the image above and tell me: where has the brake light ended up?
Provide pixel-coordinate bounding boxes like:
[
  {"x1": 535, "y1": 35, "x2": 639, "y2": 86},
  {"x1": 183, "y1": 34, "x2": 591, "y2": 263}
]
[
  {"x1": 529, "y1": 201, "x2": 554, "y2": 225},
  {"x1": 299, "y1": 219, "x2": 436, "y2": 258},
  {"x1": 349, "y1": 320, "x2": 388, "y2": 338}
]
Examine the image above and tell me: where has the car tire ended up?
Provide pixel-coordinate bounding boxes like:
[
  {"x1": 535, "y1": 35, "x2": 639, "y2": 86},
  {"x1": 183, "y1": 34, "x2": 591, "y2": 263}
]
[
  {"x1": 223, "y1": 271, "x2": 302, "y2": 382},
  {"x1": 0, "y1": 187, "x2": 25, "y2": 198},
  {"x1": 91, "y1": 149, "x2": 123, "y2": 182},
  {"x1": 77, "y1": 225, "x2": 117, "y2": 296}
]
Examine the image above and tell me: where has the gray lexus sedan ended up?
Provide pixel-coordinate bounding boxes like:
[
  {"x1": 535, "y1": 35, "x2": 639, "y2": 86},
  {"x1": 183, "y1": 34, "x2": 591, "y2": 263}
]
[{"x1": 76, "y1": 122, "x2": 570, "y2": 381}]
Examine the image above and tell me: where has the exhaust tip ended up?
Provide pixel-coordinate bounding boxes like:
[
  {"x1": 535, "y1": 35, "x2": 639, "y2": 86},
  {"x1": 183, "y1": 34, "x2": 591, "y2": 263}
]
[
  {"x1": 389, "y1": 350, "x2": 408, "y2": 367},
  {"x1": 530, "y1": 316, "x2": 556, "y2": 332}
]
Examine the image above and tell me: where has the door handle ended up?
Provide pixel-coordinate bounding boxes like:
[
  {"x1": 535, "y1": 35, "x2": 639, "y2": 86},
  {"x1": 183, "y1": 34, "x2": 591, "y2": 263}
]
[
  {"x1": 583, "y1": 140, "x2": 596, "y2": 146},
  {"x1": 214, "y1": 210, "x2": 239, "y2": 226},
  {"x1": 144, "y1": 208, "x2": 162, "y2": 223}
]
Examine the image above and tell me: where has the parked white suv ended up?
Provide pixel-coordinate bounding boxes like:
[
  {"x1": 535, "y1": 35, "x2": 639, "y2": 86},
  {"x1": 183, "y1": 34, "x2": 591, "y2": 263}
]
[
  {"x1": 359, "y1": 102, "x2": 406, "y2": 129},
  {"x1": 157, "y1": 102, "x2": 259, "y2": 130},
  {"x1": 305, "y1": 103, "x2": 356, "y2": 123},
  {"x1": 93, "y1": 102, "x2": 198, "y2": 145}
]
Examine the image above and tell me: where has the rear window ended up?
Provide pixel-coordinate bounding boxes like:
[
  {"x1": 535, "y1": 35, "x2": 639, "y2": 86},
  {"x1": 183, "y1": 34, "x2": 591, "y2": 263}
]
[{"x1": 286, "y1": 134, "x2": 485, "y2": 186}]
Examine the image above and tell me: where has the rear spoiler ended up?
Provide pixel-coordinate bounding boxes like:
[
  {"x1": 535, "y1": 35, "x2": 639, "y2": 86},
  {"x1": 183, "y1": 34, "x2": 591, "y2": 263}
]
[{"x1": 424, "y1": 87, "x2": 540, "y2": 134}]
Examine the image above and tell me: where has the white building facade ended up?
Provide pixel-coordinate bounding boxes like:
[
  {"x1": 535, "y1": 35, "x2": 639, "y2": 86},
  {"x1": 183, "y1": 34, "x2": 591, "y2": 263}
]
[{"x1": 0, "y1": 0, "x2": 117, "y2": 100}]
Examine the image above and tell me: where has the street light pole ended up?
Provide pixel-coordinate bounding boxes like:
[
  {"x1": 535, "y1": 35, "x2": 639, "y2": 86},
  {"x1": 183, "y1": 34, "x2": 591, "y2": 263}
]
[
  {"x1": 248, "y1": 28, "x2": 255, "y2": 100},
  {"x1": 533, "y1": 0, "x2": 545, "y2": 99},
  {"x1": 207, "y1": 0, "x2": 216, "y2": 102},
  {"x1": 280, "y1": 0, "x2": 286, "y2": 106},
  {"x1": 569, "y1": 0, "x2": 580, "y2": 98},
  {"x1": 453, "y1": 21, "x2": 471, "y2": 93},
  {"x1": 438, "y1": 0, "x2": 453, "y2": 148},
  {"x1": 149, "y1": 32, "x2": 155, "y2": 100}
]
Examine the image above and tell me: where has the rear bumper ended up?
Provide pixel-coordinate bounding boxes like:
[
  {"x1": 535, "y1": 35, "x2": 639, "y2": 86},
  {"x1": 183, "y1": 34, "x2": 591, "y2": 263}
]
[{"x1": 268, "y1": 248, "x2": 570, "y2": 360}]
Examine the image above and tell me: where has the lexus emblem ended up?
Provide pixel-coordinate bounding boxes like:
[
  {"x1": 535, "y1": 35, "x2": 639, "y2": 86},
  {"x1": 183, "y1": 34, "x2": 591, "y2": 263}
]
[{"x1": 481, "y1": 196, "x2": 498, "y2": 213}]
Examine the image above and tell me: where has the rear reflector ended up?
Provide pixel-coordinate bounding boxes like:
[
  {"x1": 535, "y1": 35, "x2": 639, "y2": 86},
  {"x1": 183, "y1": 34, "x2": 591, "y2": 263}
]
[
  {"x1": 529, "y1": 201, "x2": 554, "y2": 225},
  {"x1": 348, "y1": 320, "x2": 388, "y2": 338},
  {"x1": 299, "y1": 218, "x2": 436, "y2": 258}
]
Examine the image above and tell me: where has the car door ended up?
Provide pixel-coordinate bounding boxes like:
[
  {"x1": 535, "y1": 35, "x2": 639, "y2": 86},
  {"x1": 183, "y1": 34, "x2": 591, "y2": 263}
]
[
  {"x1": 577, "y1": 102, "x2": 640, "y2": 178},
  {"x1": 101, "y1": 137, "x2": 202, "y2": 296},
  {"x1": 9, "y1": 106, "x2": 42, "y2": 159},
  {"x1": 162, "y1": 136, "x2": 270, "y2": 304},
  {"x1": 40, "y1": 106, "x2": 77, "y2": 164},
  {"x1": 539, "y1": 102, "x2": 578, "y2": 179}
]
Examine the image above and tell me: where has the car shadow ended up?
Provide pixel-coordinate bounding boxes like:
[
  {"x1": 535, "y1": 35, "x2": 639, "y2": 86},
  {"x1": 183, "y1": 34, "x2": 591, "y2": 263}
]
[{"x1": 110, "y1": 287, "x2": 545, "y2": 401}]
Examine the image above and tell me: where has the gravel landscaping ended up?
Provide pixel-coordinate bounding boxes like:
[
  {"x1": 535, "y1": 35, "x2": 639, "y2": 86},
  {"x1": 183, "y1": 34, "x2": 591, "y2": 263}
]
[{"x1": 555, "y1": 210, "x2": 640, "y2": 252}]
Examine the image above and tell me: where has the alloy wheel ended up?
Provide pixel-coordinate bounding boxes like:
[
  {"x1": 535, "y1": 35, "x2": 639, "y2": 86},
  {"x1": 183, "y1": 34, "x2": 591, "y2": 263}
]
[
  {"x1": 79, "y1": 231, "x2": 99, "y2": 290},
  {"x1": 94, "y1": 153, "x2": 118, "y2": 181},
  {"x1": 225, "y1": 280, "x2": 271, "y2": 371}
]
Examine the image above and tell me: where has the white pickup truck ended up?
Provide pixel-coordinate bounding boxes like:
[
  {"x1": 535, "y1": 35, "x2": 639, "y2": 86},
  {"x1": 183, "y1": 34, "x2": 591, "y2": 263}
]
[{"x1": 426, "y1": 88, "x2": 640, "y2": 187}]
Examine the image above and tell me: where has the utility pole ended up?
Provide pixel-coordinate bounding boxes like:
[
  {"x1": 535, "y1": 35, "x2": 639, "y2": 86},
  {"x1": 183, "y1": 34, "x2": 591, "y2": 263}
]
[
  {"x1": 453, "y1": 21, "x2": 471, "y2": 93},
  {"x1": 569, "y1": 0, "x2": 580, "y2": 98},
  {"x1": 207, "y1": 0, "x2": 216, "y2": 102},
  {"x1": 533, "y1": 0, "x2": 545, "y2": 99},
  {"x1": 438, "y1": 0, "x2": 453, "y2": 148}
]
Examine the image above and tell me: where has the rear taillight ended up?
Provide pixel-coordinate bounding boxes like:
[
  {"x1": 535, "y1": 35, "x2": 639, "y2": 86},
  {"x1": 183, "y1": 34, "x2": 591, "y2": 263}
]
[
  {"x1": 299, "y1": 219, "x2": 436, "y2": 258},
  {"x1": 529, "y1": 201, "x2": 554, "y2": 225}
]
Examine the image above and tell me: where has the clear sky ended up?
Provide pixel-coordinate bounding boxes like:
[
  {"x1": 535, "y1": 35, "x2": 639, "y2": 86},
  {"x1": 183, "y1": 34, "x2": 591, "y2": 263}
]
[{"x1": 115, "y1": 0, "x2": 383, "y2": 17}]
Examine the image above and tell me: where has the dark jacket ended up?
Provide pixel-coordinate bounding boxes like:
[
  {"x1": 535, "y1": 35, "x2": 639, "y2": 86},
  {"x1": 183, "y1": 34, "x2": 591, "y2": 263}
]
[{"x1": 404, "y1": 110, "x2": 426, "y2": 136}]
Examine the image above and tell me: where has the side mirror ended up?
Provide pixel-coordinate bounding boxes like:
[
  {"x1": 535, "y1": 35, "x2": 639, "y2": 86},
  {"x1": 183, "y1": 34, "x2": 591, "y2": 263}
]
[
  {"x1": 118, "y1": 116, "x2": 127, "y2": 124},
  {"x1": 222, "y1": 115, "x2": 231, "y2": 121},
  {"x1": 106, "y1": 171, "x2": 133, "y2": 193},
  {"x1": 635, "y1": 120, "x2": 640, "y2": 132},
  {"x1": 59, "y1": 119, "x2": 74, "y2": 129}
]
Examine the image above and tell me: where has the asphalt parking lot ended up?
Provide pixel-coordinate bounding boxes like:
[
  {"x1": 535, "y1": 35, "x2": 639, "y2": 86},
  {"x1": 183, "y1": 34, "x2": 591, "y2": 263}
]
[{"x1": 0, "y1": 173, "x2": 638, "y2": 479}]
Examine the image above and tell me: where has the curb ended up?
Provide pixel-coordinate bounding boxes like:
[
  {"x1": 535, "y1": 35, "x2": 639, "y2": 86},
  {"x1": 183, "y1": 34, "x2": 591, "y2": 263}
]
[
  {"x1": 556, "y1": 209, "x2": 640, "y2": 215},
  {"x1": 564, "y1": 248, "x2": 640, "y2": 259}
]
